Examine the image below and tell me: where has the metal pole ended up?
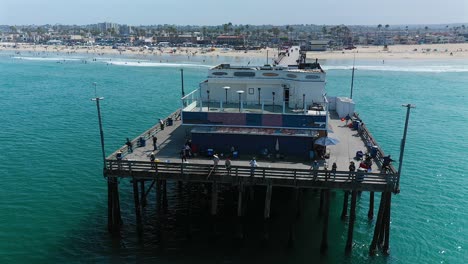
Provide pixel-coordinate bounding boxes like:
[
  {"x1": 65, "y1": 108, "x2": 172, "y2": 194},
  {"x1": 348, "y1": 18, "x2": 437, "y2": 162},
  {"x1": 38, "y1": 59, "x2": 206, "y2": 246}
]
[
  {"x1": 180, "y1": 69, "x2": 185, "y2": 97},
  {"x1": 350, "y1": 54, "x2": 356, "y2": 99},
  {"x1": 266, "y1": 50, "x2": 269, "y2": 65},
  {"x1": 397, "y1": 104, "x2": 415, "y2": 189},
  {"x1": 92, "y1": 97, "x2": 106, "y2": 167}
]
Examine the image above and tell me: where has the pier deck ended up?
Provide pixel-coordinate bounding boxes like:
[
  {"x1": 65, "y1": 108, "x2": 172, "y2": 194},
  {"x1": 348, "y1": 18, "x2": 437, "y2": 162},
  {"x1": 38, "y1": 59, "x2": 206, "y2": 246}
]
[{"x1": 105, "y1": 110, "x2": 398, "y2": 193}]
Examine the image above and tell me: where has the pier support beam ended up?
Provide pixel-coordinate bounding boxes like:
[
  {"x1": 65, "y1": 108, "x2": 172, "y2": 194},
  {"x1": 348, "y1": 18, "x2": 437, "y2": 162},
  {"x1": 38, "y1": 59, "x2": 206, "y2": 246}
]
[
  {"x1": 156, "y1": 179, "x2": 162, "y2": 211},
  {"x1": 211, "y1": 181, "x2": 218, "y2": 216},
  {"x1": 211, "y1": 181, "x2": 218, "y2": 236},
  {"x1": 140, "y1": 180, "x2": 146, "y2": 208},
  {"x1": 382, "y1": 192, "x2": 392, "y2": 254},
  {"x1": 288, "y1": 188, "x2": 299, "y2": 247},
  {"x1": 369, "y1": 192, "x2": 386, "y2": 255},
  {"x1": 162, "y1": 180, "x2": 168, "y2": 211},
  {"x1": 345, "y1": 190, "x2": 357, "y2": 253},
  {"x1": 318, "y1": 189, "x2": 325, "y2": 217},
  {"x1": 107, "y1": 177, "x2": 121, "y2": 233},
  {"x1": 341, "y1": 191, "x2": 349, "y2": 220},
  {"x1": 132, "y1": 178, "x2": 142, "y2": 233},
  {"x1": 320, "y1": 189, "x2": 330, "y2": 254},
  {"x1": 186, "y1": 182, "x2": 192, "y2": 239},
  {"x1": 368, "y1": 191, "x2": 374, "y2": 220},
  {"x1": 236, "y1": 184, "x2": 244, "y2": 239},
  {"x1": 263, "y1": 184, "x2": 273, "y2": 240}
]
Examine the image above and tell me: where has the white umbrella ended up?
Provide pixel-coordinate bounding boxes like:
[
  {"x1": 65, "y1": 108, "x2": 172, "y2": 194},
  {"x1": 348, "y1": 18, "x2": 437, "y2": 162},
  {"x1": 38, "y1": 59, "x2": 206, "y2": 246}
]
[{"x1": 314, "y1": 136, "x2": 340, "y2": 146}]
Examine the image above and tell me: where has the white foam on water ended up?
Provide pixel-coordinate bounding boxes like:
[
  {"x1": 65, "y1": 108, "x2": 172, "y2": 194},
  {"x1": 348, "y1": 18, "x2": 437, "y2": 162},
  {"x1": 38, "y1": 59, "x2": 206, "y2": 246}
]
[
  {"x1": 108, "y1": 61, "x2": 212, "y2": 68},
  {"x1": 323, "y1": 65, "x2": 468, "y2": 73},
  {"x1": 12, "y1": 56, "x2": 81, "y2": 61}
]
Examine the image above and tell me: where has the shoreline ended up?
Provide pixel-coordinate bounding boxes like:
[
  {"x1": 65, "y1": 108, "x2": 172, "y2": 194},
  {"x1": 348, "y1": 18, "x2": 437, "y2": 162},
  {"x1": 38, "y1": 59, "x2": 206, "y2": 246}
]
[{"x1": 2, "y1": 43, "x2": 468, "y2": 62}]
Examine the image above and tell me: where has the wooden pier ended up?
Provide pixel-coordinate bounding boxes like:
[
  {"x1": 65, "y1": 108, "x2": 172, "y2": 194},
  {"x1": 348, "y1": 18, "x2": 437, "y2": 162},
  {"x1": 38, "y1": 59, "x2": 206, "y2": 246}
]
[{"x1": 103, "y1": 108, "x2": 399, "y2": 256}]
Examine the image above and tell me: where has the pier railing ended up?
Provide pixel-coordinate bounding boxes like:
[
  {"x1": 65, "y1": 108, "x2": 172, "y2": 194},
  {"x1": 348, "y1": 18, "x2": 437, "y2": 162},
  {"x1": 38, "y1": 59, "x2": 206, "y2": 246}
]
[
  {"x1": 353, "y1": 115, "x2": 399, "y2": 192},
  {"x1": 106, "y1": 109, "x2": 182, "y2": 160},
  {"x1": 105, "y1": 160, "x2": 397, "y2": 192}
]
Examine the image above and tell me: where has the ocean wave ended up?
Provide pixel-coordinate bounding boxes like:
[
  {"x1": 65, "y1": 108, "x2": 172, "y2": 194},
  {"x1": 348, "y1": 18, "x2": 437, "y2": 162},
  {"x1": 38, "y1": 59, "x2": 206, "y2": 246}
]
[
  {"x1": 108, "y1": 61, "x2": 212, "y2": 68},
  {"x1": 323, "y1": 65, "x2": 468, "y2": 73},
  {"x1": 12, "y1": 56, "x2": 81, "y2": 61}
]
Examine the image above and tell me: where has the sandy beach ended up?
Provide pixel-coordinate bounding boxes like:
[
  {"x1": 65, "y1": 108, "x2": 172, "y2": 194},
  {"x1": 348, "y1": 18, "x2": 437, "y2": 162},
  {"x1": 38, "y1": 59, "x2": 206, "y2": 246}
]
[{"x1": 2, "y1": 42, "x2": 468, "y2": 61}]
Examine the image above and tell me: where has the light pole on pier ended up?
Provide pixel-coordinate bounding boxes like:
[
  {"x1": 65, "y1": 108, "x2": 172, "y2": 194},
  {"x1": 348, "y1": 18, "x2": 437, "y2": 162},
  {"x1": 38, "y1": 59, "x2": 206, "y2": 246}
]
[
  {"x1": 258, "y1": 88, "x2": 261, "y2": 105},
  {"x1": 237, "y1": 90, "x2": 244, "y2": 112},
  {"x1": 272, "y1": 92, "x2": 276, "y2": 112},
  {"x1": 207, "y1": 90, "x2": 210, "y2": 111},
  {"x1": 180, "y1": 69, "x2": 185, "y2": 97},
  {"x1": 223, "y1": 86, "x2": 230, "y2": 106},
  {"x1": 91, "y1": 83, "x2": 106, "y2": 168},
  {"x1": 396, "y1": 104, "x2": 415, "y2": 191}
]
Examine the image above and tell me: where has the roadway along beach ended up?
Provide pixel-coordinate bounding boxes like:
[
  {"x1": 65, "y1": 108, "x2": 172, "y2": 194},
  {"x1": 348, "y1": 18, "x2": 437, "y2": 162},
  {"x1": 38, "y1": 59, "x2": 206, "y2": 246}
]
[{"x1": 2, "y1": 43, "x2": 468, "y2": 61}]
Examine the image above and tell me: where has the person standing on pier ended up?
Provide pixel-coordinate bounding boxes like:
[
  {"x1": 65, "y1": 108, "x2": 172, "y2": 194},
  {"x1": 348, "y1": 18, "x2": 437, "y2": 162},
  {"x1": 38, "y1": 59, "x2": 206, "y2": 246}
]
[
  {"x1": 332, "y1": 162, "x2": 337, "y2": 180},
  {"x1": 225, "y1": 156, "x2": 232, "y2": 175},
  {"x1": 150, "y1": 152, "x2": 156, "y2": 169},
  {"x1": 249, "y1": 157, "x2": 257, "y2": 177},
  {"x1": 125, "y1": 138, "x2": 133, "y2": 153},
  {"x1": 311, "y1": 160, "x2": 319, "y2": 180},
  {"x1": 152, "y1": 135, "x2": 158, "y2": 151},
  {"x1": 348, "y1": 161, "x2": 356, "y2": 181},
  {"x1": 180, "y1": 148, "x2": 187, "y2": 163},
  {"x1": 159, "y1": 119, "x2": 165, "y2": 130},
  {"x1": 213, "y1": 154, "x2": 220, "y2": 167}
]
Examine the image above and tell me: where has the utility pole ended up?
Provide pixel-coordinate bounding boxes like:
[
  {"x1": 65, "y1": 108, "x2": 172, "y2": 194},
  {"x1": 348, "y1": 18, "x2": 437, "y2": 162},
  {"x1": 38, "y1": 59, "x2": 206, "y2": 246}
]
[
  {"x1": 180, "y1": 69, "x2": 185, "y2": 97},
  {"x1": 397, "y1": 104, "x2": 415, "y2": 191},
  {"x1": 91, "y1": 82, "x2": 106, "y2": 168}
]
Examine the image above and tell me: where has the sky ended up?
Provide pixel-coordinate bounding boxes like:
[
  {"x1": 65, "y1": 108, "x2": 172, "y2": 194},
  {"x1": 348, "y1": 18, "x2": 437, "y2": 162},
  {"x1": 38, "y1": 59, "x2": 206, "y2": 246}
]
[{"x1": 1, "y1": 0, "x2": 467, "y2": 26}]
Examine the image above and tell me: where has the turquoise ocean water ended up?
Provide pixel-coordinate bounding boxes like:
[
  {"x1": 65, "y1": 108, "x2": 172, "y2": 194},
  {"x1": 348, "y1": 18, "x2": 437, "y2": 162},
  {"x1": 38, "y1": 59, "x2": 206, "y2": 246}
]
[{"x1": 0, "y1": 51, "x2": 467, "y2": 263}]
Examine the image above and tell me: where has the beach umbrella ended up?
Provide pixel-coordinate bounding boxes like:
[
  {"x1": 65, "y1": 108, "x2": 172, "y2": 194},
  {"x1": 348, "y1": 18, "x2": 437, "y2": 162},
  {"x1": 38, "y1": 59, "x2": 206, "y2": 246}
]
[{"x1": 314, "y1": 136, "x2": 340, "y2": 146}]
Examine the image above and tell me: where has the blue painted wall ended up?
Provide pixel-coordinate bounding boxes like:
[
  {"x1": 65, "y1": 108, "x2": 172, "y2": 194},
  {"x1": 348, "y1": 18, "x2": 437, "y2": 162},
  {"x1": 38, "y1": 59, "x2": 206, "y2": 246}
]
[
  {"x1": 183, "y1": 111, "x2": 326, "y2": 129},
  {"x1": 191, "y1": 132, "x2": 313, "y2": 159}
]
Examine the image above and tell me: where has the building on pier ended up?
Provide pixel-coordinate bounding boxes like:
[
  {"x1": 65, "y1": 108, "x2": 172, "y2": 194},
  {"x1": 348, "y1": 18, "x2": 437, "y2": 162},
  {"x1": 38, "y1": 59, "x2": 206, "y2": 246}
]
[{"x1": 101, "y1": 46, "x2": 402, "y2": 256}]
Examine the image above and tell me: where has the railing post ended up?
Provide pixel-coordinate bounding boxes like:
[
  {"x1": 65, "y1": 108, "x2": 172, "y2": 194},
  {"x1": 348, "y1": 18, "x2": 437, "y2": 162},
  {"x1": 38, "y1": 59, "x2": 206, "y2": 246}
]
[
  {"x1": 282, "y1": 101, "x2": 286, "y2": 114},
  {"x1": 262, "y1": 168, "x2": 266, "y2": 179}
]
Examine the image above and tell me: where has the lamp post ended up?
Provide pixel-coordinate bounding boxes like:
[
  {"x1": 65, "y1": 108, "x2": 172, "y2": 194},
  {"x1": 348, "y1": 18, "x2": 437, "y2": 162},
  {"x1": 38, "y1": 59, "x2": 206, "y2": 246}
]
[
  {"x1": 272, "y1": 91, "x2": 276, "y2": 112},
  {"x1": 207, "y1": 90, "x2": 210, "y2": 111},
  {"x1": 237, "y1": 90, "x2": 244, "y2": 112},
  {"x1": 223, "y1": 86, "x2": 230, "y2": 106},
  {"x1": 180, "y1": 69, "x2": 185, "y2": 97},
  {"x1": 396, "y1": 104, "x2": 415, "y2": 192},
  {"x1": 303, "y1": 94, "x2": 306, "y2": 111},
  {"x1": 258, "y1": 87, "x2": 261, "y2": 105},
  {"x1": 91, "y1": 83, "x2": 106, "y2": 168}
]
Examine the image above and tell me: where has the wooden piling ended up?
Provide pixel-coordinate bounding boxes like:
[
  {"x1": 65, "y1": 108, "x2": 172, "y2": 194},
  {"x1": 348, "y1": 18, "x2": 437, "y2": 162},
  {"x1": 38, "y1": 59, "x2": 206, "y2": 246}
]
[
  {"x1": 320, "y1": 189, "x2": 330, "y2": 254},
  {"x1": 288, "y1": 188, "x2": 299, "y2": 247},
  {"x1": 341, "y1": 191, "x2": 349, "y2": 220},
  {"x1": 382, "y1": 192, "x2": 392, "y2": 254},
  {"x1": 140, "y1": 180, "x2": 146, "y2": 208},
  {"x1": 368, "y1": 191, "x2": 374, "y2": 220},
  {"x1": 132, "y1": 178, "x2": 142, "y2": 233},
  {"x1": 186, "y1": 182, "x2": 192, "y2": 239},
  {"x1": 162, "y1": 180, "x2": 168, "y2": 211},
  {"x1": 369, "y1": 192, "x2": 386, "y2": 255},
  {"x1": 263, "y1": 184, "x2": 273, "y2": 240},
  {"x1": 237, "y1": 184, "x2": 244, "y2": 239},
  {"x1": 345, "y1": 190, "x2": 357, "y2": 253},
  {"x1": 112, "y1": 178, "x2": 121, "y2": 229},
  {"x1": 211, "y1": 181, "x2": 218, "y2": 216},
  {"x1": 156, "y1": 179, "x2": 162, "y2": 211},
  {"x1": 319, "y1": 189, "x2": 325, "y2": 217},
  {"x1": 107, "y1": 179, "x2": 113, "y2": 232}
]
